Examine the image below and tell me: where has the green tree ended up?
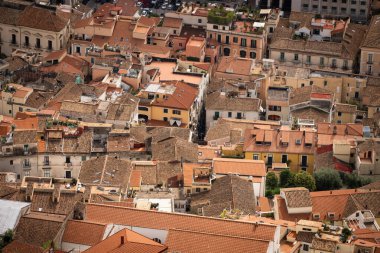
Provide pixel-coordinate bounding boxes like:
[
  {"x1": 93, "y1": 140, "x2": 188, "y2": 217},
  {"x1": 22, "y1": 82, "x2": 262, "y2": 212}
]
[
  {"x1": 344, "y1": 174, "x2": 372, "y2": 189},
  {"x1": 314, "y1": 168, "x2": 343, "y2": 191},
  {"x1": 266, "y1": 172, "x2": 278, "y2": 189},
  {"x1": 293, "y1": 171, "x2": 316, "y2": 191},
  {"x1": 279, "y1": 169, "x2": 294, "y2": 187}
]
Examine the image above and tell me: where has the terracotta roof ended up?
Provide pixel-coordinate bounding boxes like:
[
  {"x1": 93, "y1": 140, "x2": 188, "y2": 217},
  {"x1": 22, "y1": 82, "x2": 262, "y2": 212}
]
[
  {"x1": 79, "y1": 156, "x2": 132, "y2": 188},
  {"x1": 12, "y1": 129, "x2": 37, "y2": 144},
  {"x1": 84, "y1": 204, "x2": 277, "y2": 241},
  {"x1": 275, "y1": 196, "x2": 310, "y2": 222},
  {"x1": 361, "y1": 15, "x2": 380, "y2": 49},
  {"x1": 2, "y1": 240, "x2": 44, "y2": 253},
  {"x1": 83, "y1": 228, "x2": 167, "y2": 253},
  {"x1": 150, "y1": 81, "x2": 198, "y2": 110},
  {"x1": 18, "y1": 6, "x2": 68, "y2": 32},
  {"x1": 62, "y1": 220, "x2": 106, "y2": 246},
  {"x1": 14, "y1": 212, "x2": 65, "y2": 246},
  {"x1": 258, "y1": 197, "x2": 271, "y2": 212},
  {"x1": 129, "y1": 170, "x2": 142, "y2": 188},
  {"x1": 216, "y1": 57, "x2": 253, "y2": 76},
  {"x1": 212, "y1": 158, "x2": 266, "y2": 177},
  {"x1": 162, "y1": 17, "x2": 183, "y2": 28},
  {"x1": 191, "y1": 174, "x2": 256, "y2": 217},
  {"x1": 165, "y1": 229, "x2": 270, "y2": 253},
  {"x1": 152, "y1": 137, "x2": 198, "y2": 162},
  {"x1": 206, "y1": 91, "x2": 261, "y2": 112},
  {"x1": 243, "y1": 129, "x2": 316, "y2": 154},
  {"x1": 335, "y1": 103, "x2": 357, "y2": 113},
  {"x1": 0, "y1": 7, "x2": 21, "y2": 26},
  {"x1": 317, "y1": 123, "x2": 363, "y2": 136},
  {"x1": 282, "y1": 187, "x2": 312, "y2": 208}
]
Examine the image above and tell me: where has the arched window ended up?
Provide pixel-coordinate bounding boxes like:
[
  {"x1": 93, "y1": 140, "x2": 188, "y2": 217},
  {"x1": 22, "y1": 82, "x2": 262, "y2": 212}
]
[{"x1": 250, "y1": 51, "x2": 256, "y2": 59}]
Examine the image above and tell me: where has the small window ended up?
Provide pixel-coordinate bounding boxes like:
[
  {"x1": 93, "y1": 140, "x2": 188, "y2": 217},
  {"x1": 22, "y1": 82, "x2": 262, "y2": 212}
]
[
  {"x1": 173, "y1": 110, "x2": 181, "y2": 115},
  {"x1": 10, "y1": 160, "x2": 13, "y2": 165},
  {"x1": 163, "y1": 108, "x2": 168, "y2": 113}
]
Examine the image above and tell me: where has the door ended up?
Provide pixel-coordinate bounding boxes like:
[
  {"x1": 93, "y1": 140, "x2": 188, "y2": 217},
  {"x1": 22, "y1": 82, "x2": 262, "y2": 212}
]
[
  {"x1": 65, "y1": 170, "x2": 72, "y2": 178},
  {"x1": 267, "y1": 154, "x2": 273, "y2": 166},
  {"x1": 301, "y1": 155, "x2": 308, "y2": 167}
]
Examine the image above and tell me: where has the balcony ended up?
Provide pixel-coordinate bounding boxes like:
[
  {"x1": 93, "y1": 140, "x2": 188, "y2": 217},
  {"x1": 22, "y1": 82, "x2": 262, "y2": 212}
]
[
  {"x1": 330, "y1": 64, "x2": 337, "y2": 69},
  {"x1": 23, "y1": 162, "x2": 31, "y2": 168},
  {"x1": 367, "y1": 60, "x2": 373, "y2": 64},
  {"x1": 43, "y1": 160, "x2": 50, "y2": 166},
  {"x1": 293, "y1": 59, "x2": 301, "y2": 64},
  {"x1": 300, "y1": 163, "x2": 308, "y2": 168},
  {"x1": 279, "y1": 58, "x2": 285, "y2": 62},
  {"x1": 35, "y1": 44, "x2": 41, "y2": 49},
  {"x1": 10, "y1": 41, "x2": 18, "y2": 46},
  {"x1": 366, "y1": 71, "x2": 373, "y2": 75}
]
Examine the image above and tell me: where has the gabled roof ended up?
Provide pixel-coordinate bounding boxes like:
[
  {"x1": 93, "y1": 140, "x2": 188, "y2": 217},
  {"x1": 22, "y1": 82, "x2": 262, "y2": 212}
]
[
  {"x1": 282, "y1": 187, "x2": 312, "y2": 208},
  {"x1": 206, "y1": 91, "x2": 261, "y2": 112},
  {"x1": 83, "y1": 228, "x2": 167, "y2": 253},
  {"x1": 191, "y1": 174, "x2": 256, "y2": 217},
  {"x1": 212, "y1": 158, "x2": 266, "y2": 177},
  {"x1": 165, "y1": 228, "x2": 270, "y2": 253},
  {"x1": 18, "y1": 6, "x2": 68, "y2": 32},
  {"x1": 2, "y1": 240, "x2": 44, "y2": 253},
  {"x1": 85, "y1": 203, "x2": 277, "y2": 241},
  {"x1": 62, "y1": 220, "x2": 106, "y2": 246}
]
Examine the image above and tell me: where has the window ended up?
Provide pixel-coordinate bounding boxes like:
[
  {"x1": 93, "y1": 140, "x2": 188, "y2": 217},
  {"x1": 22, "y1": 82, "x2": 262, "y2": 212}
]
[
  {"x1": 280, "y1": 52, "x2": 285, "y2": 61},
  {"x1": 66, "y1": 156, "x2": 71, "y2": 163},
  {"x1": 250, "y1": 40, "x2": 256, "y2": 48},
  {"x1": 10, "y1": 160, "x2": 13, "y2": 165},
  {"x1": 217, "y1": 34, "x2": 221, "y2": 43},
  {"x1": 198, "y1": 19, "x2": 202, "y2": 23},
  {"x1": 36, "y1": 38, "x2": 41, "y2": 48},
  {"x1": 281, "y1": 154, "x2": 288, "y2": 163},
  {"x1": 228, "y1": 112, "x2": 232, "y2": 118},
  {"x1": 65, "y1": 171, "x2": 72, "y2": 178},
  {"x1": 196, "y1": 188, "x2": 201, "y2": 192},
  {"x1": 163, "y1": 117, "x2": 168, "y2": 121},
  {"x1": 301, "y1": 155, "x2": 308, "y2": 167},
  {"x1": 163, "y1": 108, "x2": 168, "y2": 113},
  {"x1": 213, "y1": 25, "x2": 218, "y2": 29},
  {"x1": 43, "y1": 169, "x2": 51, "y2": 177},
  {"x1": 320, "y1": 57, "x2": 325, "y2": 66},
  {"x1": 236, "y1": 112, "x2": 242, "y2": 119},
  {"x1": 250, "y1": 52, "x2": 256, "y2": 59},
  {"x1": 44, "y1": 156, "x2": 49, "y2": 165},
  {"x1": 48, "y1": 40, "x2": 53, "y2": 50},
  {"x1": 253, "y1": 154, "x2": 259, "y2": 160},
  {"x1": 338, "y1": 112, "x2": 342, "y2": 117},
  {"x1": 324, "y1": 80, "x2": 328, "y2": 86},
  {"x1": 11, "y1": 34, "x2": 16, "y2": 44},
  {"x1": 331, "y1": 58, "x2": 337, "y2": 68},
  {"x1": 138, "y1": 106, "x2": 148, "y2": 111},
  {"x1": 173, "y1": 109, "x2": 181, "y2": 115},
  {"x1": 214, "y1": 111, "x2": 219, "y2": 120},
  {"x1": 76, "y1": 46, "x2": 80, "y2": 54},
  {"x1": 225, "y1": 35, "x2": 229, "y2": 44},
  {"x1": 306, "y1": 55, "x2": 311, "y2": 64},
  {"x1": 19, "y1": 107, "x2": 23, "y2": 112},
  {"x1": 302, "y1": 244, "x2": 309, "y2": 251},
  {"x1": 233, "y1": 37, "x2": 238, "y2": 43},
  {"x1": 240, "y1": 50, "x2": 246, "y2": 58},
  {"x1": 267, "y1": 154, "x2": 273, "y2": 166},
  {"x1": 368, "y1": 54, "x2": 373, "y2": 64},
  {"x1": 294, "y1": 54, "x2": 299, "y2": 61},
  {"x1": 241, "y1": 38, "x2": 247, "y2": 47},
  {"x1": 24, "y1": 36, "x2": 29, "y2": 46}
]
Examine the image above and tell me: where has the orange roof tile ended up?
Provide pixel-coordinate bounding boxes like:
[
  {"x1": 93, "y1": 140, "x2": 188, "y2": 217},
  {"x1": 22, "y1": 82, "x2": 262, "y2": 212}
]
[
  {"x1": 166, "y1": 229, "x2": 270, "y2": 253},
  {"x1": 13, "y1": 117, "x2": 38, "y2": 130},
  {"x1": 62, "y1": 220, "x2": 106, "y2": 246},
  {"x1": 83, "y1": 228, "x2": 167, "y2": 253},
  {"x1": 258, "y1": 197, "x2": 271, "y2": 212},
  {"x1": 129, "y1": 170, "x2": 142, "y2": 188},
  {"x1": 212, "y1": 158, "x2": 266, "y2": 177},
  {"x1": 85, "y1": 204, "x2": 277, "y2": 241}
]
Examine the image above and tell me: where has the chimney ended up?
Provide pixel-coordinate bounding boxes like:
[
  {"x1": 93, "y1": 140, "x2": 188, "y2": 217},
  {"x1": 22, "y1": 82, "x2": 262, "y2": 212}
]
[{"x1": 121, "y1": 236, "x2": 125, "y2": 245}]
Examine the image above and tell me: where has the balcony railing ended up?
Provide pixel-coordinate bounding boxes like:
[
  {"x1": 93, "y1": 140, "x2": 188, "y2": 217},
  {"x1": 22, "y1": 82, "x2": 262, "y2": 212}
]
[
  {"x1": 43, "y1": 160, "x2": 50, "y2": 166},
  {"x1": 23, "y1": 162, "x2": 31, "y2": 168}
]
